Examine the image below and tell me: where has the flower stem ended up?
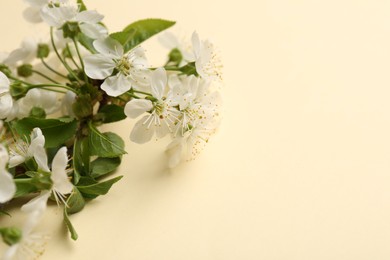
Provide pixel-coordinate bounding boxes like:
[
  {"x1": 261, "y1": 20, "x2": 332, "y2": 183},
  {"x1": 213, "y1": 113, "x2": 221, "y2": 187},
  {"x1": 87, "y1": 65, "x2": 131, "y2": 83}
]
[
  {"x1": 28, "y1": 83, "x2": 76, "y2": 93},
  {"x1": 32, "y1": 70, "x2": 60, "y2": 84},
  {"x1": 40, "y1": 58, "x2": 67, "y2": 79},
  {"x1": 50, "y1": 27, "x2": 81, "y2": 84},
  {"x1": 65, "y1": 44, "x2": 81, "y2": 70}
]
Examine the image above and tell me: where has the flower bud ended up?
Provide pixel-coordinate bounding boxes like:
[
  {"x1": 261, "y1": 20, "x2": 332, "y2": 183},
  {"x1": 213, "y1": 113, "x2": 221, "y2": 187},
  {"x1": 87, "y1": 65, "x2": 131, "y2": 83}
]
[
  {"x1": 62, "y1": 22, "x2": 81, "y2": 39},
  {"x1": 17, "y1": 64, "x2": 33, "y2": 77},
  {"x1": 1, "y1": 227, "x2": 22, "y2": 246},
  {"x1": 37, "y1": 44, "x2": 50, "y2": 59},
  {"x1": 30, "y1": 107, "x2": 46, "y2": 119},
  {"x1": 10, "y1": 82, "x2": 28, "y2": 99},
  {"x1": 168, "y1": 48, "x2": 183, "y2": 65}
]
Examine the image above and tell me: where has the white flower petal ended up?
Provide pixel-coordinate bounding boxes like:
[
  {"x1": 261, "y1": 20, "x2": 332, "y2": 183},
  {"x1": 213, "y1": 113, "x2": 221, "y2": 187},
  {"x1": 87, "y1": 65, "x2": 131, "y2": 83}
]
[
  {"x1": 83, "y1": 54, "x2": 115, "y2": 79},
  {"x1": 51, "y1": 147, "x2": 73, "y2": 195},
  {"x1": 0, "y1": 94, "x2": 13, "y2": 120},
  {"x1": 75, "y1": 10, "x2": 104, "y2": 23},
  {"x1": 0, "y1": 144, "x2": 16, "y2": 203},
  {"x1": 80, "y1": 23, "x2": 107, "y2": 39},
  {"x1": 150, "y1": 67, "x2": 167, "y2": 100},
  {"x1": 191, "y1": 31, "x2": 201, "y2": 58},
  {"x1": 124, "y1": 99, "x2": 153, "y2": 119},
  {"x1": 0, "y1": 71, "x2": 10, "y2": 88},
  {"x1": 21, "y1": 191, "x2": 50, "y2": 215},
  {"x1": 23, "y1": 6, "x2": 43, "y2": 23},
  {"x1": 40, "y1": 5, "x2": 64, "y2": 27},
  {"x1": 101, "y1": 74, "x2": 131, "y2": 97},
  {"x1": 8, "y1": 155, "x2": 26, "y2": 168},
  {"x1": 130, "y1": 115, "x2": 155, "y2": 144},
  {"x1": 93, "y1": 37, "x2": 123, "y2": 57},
  {"x1": 165, "y1": 138, "x2": 185, "y2": 168}
]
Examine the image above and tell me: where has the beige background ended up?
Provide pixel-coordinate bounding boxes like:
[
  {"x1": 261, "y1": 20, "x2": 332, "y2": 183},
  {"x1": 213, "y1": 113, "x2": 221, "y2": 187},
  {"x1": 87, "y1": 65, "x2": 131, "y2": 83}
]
[{"x1": 1, "y1": 0, "x2": 390, "y2": 259}]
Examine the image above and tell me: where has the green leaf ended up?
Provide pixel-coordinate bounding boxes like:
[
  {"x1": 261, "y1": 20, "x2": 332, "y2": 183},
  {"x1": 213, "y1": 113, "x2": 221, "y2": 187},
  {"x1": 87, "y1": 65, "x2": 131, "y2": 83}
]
[
  {"x1": 72, "y1": 137, "x2": 90, "y2": 184},
  {"x1": 77, "y1": 0, "x2": 87, "y2": 11},
  {"x1": 77, "y1": 176, "x2": 123, "y2": 199},
  {"x1": 66, "y1": 187, "x2": 85, "y2": 214},
  {"x1": 13, "y1": 117, "x2": 78, "y2": 148},
  {"x1": 63, "y1": 187, "x2": 85, "y2": 241},
  {"x1": 97, "y1": 104, "x2": 126, "y2": 123},
  {"x1": 77, "y1": 33, "x2": 96, "y2": 53},
  {"x1": 122, "y1": 19, "x2": 175, "y2": 51},
  {"x1": 0, "y1": 210, "x2": 11, "y2": 217},
  {"x1": 110, "y1": 29, "x2": 137, "y2": 52},
  {"x1": 64, "y1": 209, "x2": 78, "y2": 240},
  {"x1": 14, "y1": 181, "x2": 37, "y2": 198},
  {"x1": 90, "y1": 157, "x2": 121, "y2": 179},
  {"x1": 178, "y1": 62, "x2": 198, "y2": 76},
  {"x1": 88, "y1": 122, "x2": 126, "y2": 158}
]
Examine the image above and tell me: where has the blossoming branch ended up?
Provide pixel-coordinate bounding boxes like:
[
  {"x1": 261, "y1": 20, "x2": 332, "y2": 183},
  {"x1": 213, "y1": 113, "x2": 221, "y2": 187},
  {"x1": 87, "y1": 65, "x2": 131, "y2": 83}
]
[{"x1": 0, "y1": 0, "x2": 223, "y2": 258}]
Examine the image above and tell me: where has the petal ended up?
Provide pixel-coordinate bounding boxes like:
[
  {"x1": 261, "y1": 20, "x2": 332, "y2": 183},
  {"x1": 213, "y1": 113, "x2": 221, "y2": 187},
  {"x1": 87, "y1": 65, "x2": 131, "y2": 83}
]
[
  {"x1": 130, "y1": 115, "x2": 155, "y2": 144},
  {"x1": 51, "y1": 147, "x2": 73, "y2": 195},
  {"x1": 150, "y1": 67, "x2": 167, "y2": 100},
  {"x1": 3, "y1": 245, "x2": 18, "y2": 260},
  {"x1": 0, "y1": 144, "x2": 9, "y2": 169},
  {"x1": 40, "y1": 5, "x2": 64, "y2": 27},
  {"x1": 165, "y1": 138, "x2": 185, "y2": 168},
  {"x1": 124, "y1": 99, "x2": 153, "y2": 119},
  {"x1": 80, "y1": 23, "x2": 108, "y2": 39},
  {"x1": 93, "y1": 37, "x2": 123, "y2": 57},
  {"x1": 101, "y1": 74, "x2": 131, "y2": 97},
  {"x1": 191, "y1": 31, "x2": 201, "y2": 58},
  {"x1": 0, "y1": 94, "x2": 13, "y2": 119},
  {"x1": 23, "y1": 6, "x2": 43, "y2": 23},
  {"x1": 158, "y1": 32, "x2": 179, "y2": 49},
  {"x1": 0, "y1": 71, "x2": 10, "y2": 88},
  {"x1": 83, "y1": 54, "x2": 115, "y2": 79},
  {"x1": 8, "y1": 155, "x2": 26, "y2": 168},
  {"x1": 21, "y1": 191, "x2": 50, "y2": 214},
  {"x1": 75, "y1": 10, "x2": 104, "y2": 23},
  {"x1": 0, "y1": 169, "x2": 16, "y2": 203}
]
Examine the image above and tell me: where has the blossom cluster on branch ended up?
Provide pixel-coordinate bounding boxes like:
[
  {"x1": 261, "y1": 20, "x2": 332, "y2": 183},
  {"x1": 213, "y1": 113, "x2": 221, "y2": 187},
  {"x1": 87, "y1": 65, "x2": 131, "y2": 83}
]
[{"x1": 0, "y1": 0, "x2": 223, "y2": 259}]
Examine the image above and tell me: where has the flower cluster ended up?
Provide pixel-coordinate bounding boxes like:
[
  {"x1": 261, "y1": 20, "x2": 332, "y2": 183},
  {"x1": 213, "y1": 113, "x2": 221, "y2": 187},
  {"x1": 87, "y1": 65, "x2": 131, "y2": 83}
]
[{"x1": 0, "y1": 0, "x2": 222, "y2": 258}]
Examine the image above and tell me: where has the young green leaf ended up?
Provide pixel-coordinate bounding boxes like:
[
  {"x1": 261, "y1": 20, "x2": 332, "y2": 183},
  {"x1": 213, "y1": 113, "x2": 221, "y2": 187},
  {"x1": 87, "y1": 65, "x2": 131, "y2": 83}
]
[
  {"x1": 66, "y1": 187, "x2": 85, "y2": 214},
  {"x1": 97, "y1": 104, "x2": 127, "y2": 123},
  {"x1": 109, "y1": 29, "x2": 136, "y2": 52},
  {"x1": 63, "y1": 209, "x2": 78, "y2": 241},
  {"x1": 77, "y1": 33, "x2": 96, "y2": 53},
  {"x1": 88, "y1": 122, "x2": 126, "y2": 158},
  {"x1": 77, "y1": 0, "x2": 87, "y2": 11},
  {"x1": 13, "y1": 117, "x2": 78, "y2": 148},
  {"x1": 90, "y1": 157, "x2": 121, "y2": 179},
  {"x1": 77, "y1": 176, "x2": 123, "y2": 199},
  {"x1": 72, "y1": 137, "x2": 90, "y2": 184},
  {"x1": 121, "y1": 19, "x2": 175, "y2": 51}
]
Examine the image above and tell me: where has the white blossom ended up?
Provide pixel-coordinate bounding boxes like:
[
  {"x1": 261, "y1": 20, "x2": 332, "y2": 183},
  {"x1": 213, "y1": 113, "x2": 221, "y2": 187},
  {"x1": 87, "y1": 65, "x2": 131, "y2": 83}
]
[
  {"x1": 8, "y1": 128, "x2": 48, "y2": 170},
  {"x1": 0, "y1": 144, "x2": 16, "y2": 203},
  {"x1": 3, "y1": 191, "x2": 50, "y2": 260},
  {"x1": 84, "y1": 37, "x2": 149, "y2": 97},
  {"x1": 17, "y1": 88, "x2": 60, "y2": 118},
  {"x1": 40, "y1": 1, "x2": 107, "y2": 39},
  {"x1": 191, "y1": 31, "x2": 223, "y2": 81},
  {"x1": 125, "y1": 68, "x2": 180, "y2": 143},
  {"x1": 0, "y1": 72, "x2": 14, "y2": 121}
]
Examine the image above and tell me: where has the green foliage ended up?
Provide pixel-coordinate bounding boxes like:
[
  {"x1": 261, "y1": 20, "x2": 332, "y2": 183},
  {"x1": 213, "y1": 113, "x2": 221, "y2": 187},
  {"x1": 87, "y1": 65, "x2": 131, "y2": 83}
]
[
  {"x1": 13, "y1": 117, "x2": 78, "y2": 148},
  {"x1": 77, "y1": 176, "x2": 123, "y2": 199},
  {"x1": 77, "y1": 0, "x2": 87, "y2": 11},
  {"x1": 119, "y1": 19, "x2": 175, "y2": 52},
  {"x1": 110, "y1": 29, "x2": 137, "y2": 53},
  {"x1": 97, "y1": 104, "x2": 126, "y2": 123},
  {"x1": 0, "y1": 227, "x2": 22, "y2": 246},
  {"x1": 178, "y1": 62, "x2": 198, "y2": 76},
  {"x1": 63, "y1": 188, "x2": 86, "y2": 241},
  {"x1": 88, "y1": 122, "x2": 126, "y2": 158},
  {"x1": 72, "y1": 137, "x2": 90, "y2": 185},
  {"x1": 77, "y1": 33, "x2": 96, "y2": 53},
  {"x1": 63, "y1": 209, "x2": 78, "y2": 241},
  {"x1": 90, "y1": 157, "x2": 121, "y2": 179}
]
